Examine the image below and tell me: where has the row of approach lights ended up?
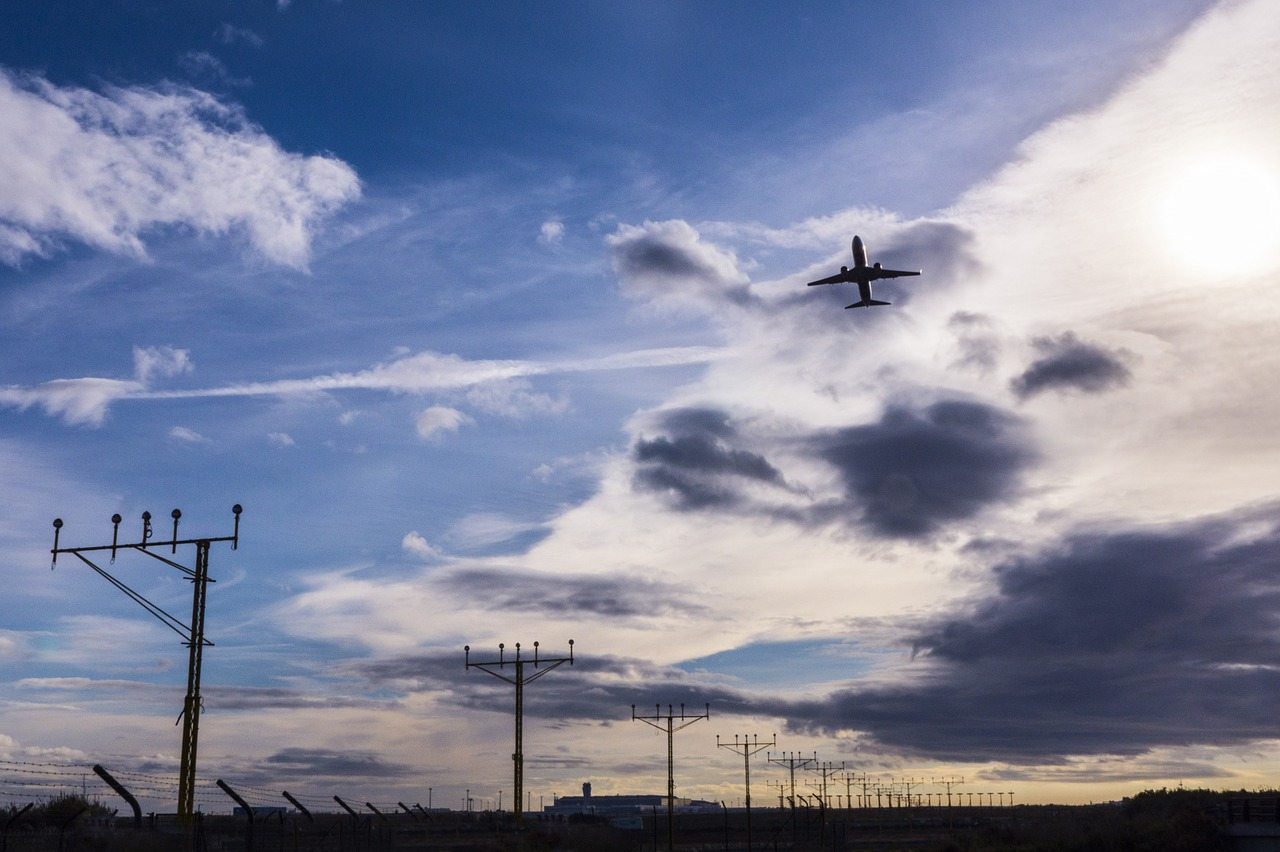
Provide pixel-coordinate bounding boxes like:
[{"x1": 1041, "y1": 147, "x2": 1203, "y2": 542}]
[{"x1": 51, "y1": 505, "x2": 243, "y2": 564}]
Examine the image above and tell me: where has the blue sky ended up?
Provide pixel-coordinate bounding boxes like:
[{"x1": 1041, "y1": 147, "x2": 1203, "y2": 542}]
[{"x1": 7, "y1": 0, "x2": 1280, "y2": 814}]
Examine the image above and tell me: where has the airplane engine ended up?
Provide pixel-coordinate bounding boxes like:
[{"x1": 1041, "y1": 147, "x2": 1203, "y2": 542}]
[{"x1": 874, "y1": 262, "x2": 881, "y2": 269}]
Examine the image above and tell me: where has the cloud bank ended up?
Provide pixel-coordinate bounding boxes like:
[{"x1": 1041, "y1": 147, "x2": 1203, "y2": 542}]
[{"x1": 781, "y1": 508, "x2": 1280, "y2": 762}]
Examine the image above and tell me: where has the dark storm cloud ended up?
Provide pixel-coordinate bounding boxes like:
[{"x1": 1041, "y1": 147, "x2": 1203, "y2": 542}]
[
  {"x1": 814, "y1": 399, "x2": 1035, "y2": 538},
  {"x1": 11, "y1": 679, "x2": 388, "y2": 712},
  {"x1": 632, "y1": 407, "x2": 785, "y2": 511},
  {"x1": 980, "y1": 761, "x2": 1231, "y2": 784},
  {"x1": 616, "y1": 238, "x2": 716, "y2": 279},
  {"x1": 439, "y1": 567, "x2": 705, "y2": 618},
  {"x1": 780, "y1": 510, "x2": 1280, "y2": 762},
  {"x1": 358, "y1": 651, "x2": 775, "y2": 722},
  {"x1": 1011, "y1": 332, "x2": 1133, "y2": 399},
  {"x1": 264, "y1": 747, "x2": 412, "y2": 779},
  {"x1": 207, "y1": 685, "x2": 392, "y2": 711}
]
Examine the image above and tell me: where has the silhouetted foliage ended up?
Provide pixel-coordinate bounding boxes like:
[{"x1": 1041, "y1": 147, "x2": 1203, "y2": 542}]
[{"x1": 2, "y1": 794, "x2": 112, "y2": 826}]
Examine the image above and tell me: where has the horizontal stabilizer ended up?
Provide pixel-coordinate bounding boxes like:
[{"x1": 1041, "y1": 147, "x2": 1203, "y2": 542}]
[{"x1": 845, "y1": 299, "x2": 891, "y2": 309}]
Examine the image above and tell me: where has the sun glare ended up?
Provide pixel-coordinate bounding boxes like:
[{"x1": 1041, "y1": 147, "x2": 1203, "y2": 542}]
[{"x1": 1159, "y1": 155, "x2": 1280, "y2": 276}]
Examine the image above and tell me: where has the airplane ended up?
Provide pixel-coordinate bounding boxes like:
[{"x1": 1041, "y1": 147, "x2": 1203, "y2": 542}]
[{"x1": 805, "y1": 235, "x2": 921, "y2": 308}]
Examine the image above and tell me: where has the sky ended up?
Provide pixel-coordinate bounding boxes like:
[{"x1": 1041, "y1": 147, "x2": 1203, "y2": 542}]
[{"x1": 4, "y1": 0, "x2": 1280, "y2": 814}]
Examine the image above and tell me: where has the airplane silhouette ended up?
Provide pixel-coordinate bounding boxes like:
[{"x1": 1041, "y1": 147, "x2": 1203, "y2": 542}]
[{"x1": 805, "y1": 235, "x2": 921, "y2": 308}]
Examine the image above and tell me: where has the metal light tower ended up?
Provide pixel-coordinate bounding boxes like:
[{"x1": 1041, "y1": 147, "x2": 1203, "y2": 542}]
[
  {"x1": 465, "y1": 640, "x2": 574, "y2": 822},
  {"x1": 50, "y1": 505, "x2": 242, "y2": 822},
  {"x1": 766, "y1": 751, "x2": 815, "y2": 811},
  {"x1": 933, "y1": 775, "x2": 964, "y2": 808},
  {"x1": 896, "y1": 776, "x2": 925, "y2": 808},
  {"x1": 837, "y1": 770, "x2": 870, "y2": 809},
  {"x1": 716, "y1": 733, "x2": 775, "y2": 852},
  {"x1": 766, "y1": 751, "x2": 815, "y2": 842},
  {"x1": 632, "y1": 702, "x2": 709, "y2": 852},
  {"x1": 808, "y1": 760, "x2": 844, "y2": 808}
]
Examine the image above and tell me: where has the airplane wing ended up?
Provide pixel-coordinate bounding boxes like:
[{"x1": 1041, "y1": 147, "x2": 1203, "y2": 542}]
[
  {"x1": 805, "y1": 270, "x2": 851, "y2": 287},
  {"x1": 872, "y1": 268, "x2": 921, "y2": 280}
]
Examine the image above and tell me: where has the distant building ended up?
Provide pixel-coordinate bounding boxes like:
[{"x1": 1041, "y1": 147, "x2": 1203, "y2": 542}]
[{"x1": 544, "y1": 782, "x2": 721, "y2": 816}]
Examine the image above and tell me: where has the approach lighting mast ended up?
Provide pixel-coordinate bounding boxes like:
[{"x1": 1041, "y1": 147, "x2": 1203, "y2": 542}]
[
  {"x1": 464, "y1": 640, "x2": 574, "y2": 822},
  {"x1": 632, "y1": 702, "x2": 710, "y2": 851},
  {"x1": 50, "y1": 505, "x2": 242, "y2": 822},
  {"x1": 716, "y1": 732, "x2": 775, "y2": 851}
]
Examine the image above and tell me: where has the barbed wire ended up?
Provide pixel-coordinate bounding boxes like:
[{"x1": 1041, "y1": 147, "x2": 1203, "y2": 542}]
[{"x1": 0, "y1": 760, "x2": 425, "y2": 813}]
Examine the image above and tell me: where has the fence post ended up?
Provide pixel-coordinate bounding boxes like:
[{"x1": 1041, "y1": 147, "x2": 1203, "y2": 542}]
[
  {"x1": 333, "y1": 796, "x2": 361, "y2": 822},
  {"x1": 57, "y1": 805, "x2": 89, "y2": 852},
  {"x1": 217, "y1": 779, "x2": 254, "y2": 852},
  {"x1": 2, "y1": 803, "x2": 33, "y2": 852},
  {"x1": 92, "y1": 764, "x2": 141, "y2": 829},
  {"x1": 281, "y1": 791, "x2": 313, "y2": 822}
]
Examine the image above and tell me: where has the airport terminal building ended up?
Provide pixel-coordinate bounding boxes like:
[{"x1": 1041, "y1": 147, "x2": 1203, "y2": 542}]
[{"x1": 544, "y1": 783, "x2": 721, "y2": 817}]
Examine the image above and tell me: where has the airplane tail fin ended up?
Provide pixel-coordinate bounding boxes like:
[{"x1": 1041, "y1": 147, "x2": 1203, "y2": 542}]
[{"x1": 844, "y1": 300, "x2": 891, "y2": 309}]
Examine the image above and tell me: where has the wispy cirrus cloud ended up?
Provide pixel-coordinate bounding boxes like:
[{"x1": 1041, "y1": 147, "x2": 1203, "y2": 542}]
[
  {"x1": 0, "y1": 344, "x2": 190, "y2": 426},
  {"x1": 0, "y1": 378, "x2": 142, "y2": 427},
  {"x1": 0, "y1": 344, "x2": 720, "y2": 427}
]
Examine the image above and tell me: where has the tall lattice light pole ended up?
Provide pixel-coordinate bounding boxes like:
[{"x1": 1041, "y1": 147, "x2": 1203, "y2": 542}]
[
  {"x1": 632, "y1": 702, "x2": 709, "y2": 851},
  {"x1": 50, "y1": 505, "x2": 242, "y2": 822},
  {"x1": 716, "y1": 733, "x2": 774, "y2": 852},
  {"x1": 464, "y1": 640, "x2": 574, "y2": 822},
  {"x1": 767, "y1": 751, "x2": 815, "y2": 842}
]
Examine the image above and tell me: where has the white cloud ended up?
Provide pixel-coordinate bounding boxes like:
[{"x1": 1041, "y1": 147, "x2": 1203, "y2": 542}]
[
  {"x1": 133, "y1": 345, "x2": 192, "y2": 384},
  {"x1": 1, "y1": 344, "x2": 717, "y2": 426},
  {"x1": 400, "y1": 531, "x2": 443, "y2": 560},
  {"x1": 445, "y1": 513, "x2": 545, "y2": 549},
  {"x1": 414, "y1": 405, "x2": 470, "y2": 441},
  {"x1": 0, "y1": 69, "x2": 359, "y2": 269},
  {"x1": 168, "y1": 425, "x2": 209, "y2": 443},
  {"x1": 0, "y1": 345, "x2": 190, "y2": 427},
  {"x1": 538, "y1": 218, "x2": 565, "y2": 244},
  {"x1": 0, "y1": 378, "x2": 141, "y2": 427},
  {"x1": 144, "y1": 345, "x2": 716, "y2": 401},
  {"x1": 215, "y1": 24, "x2": 264, "y2": 48},
  {"x1": 261, "y1": 0, "x2": 1280, "y2": 682},
  {"x1": 465, "y1": 378, "x2": 569, "y2": 418},
  {"x1": 178, "y1": 51, "x2": 250, "y2": 87},
  {"x1": 0, "y1": 630, "x2": 29, "y2": 662},
  {"x1": 267, "y1": 431, "x2": 295, "y2": 446}
]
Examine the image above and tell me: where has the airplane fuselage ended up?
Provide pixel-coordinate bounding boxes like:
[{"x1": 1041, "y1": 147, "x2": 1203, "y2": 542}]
[
  {"x1": 850, "y1": 236, "x2": 871, "y2": 304},
  {"x1": 805, "y1": 234, "x2": 920, "y2": 309},
  {"x1": 852, "y1": 234, "x2": 868, "y2": 269}
]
